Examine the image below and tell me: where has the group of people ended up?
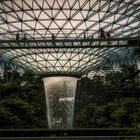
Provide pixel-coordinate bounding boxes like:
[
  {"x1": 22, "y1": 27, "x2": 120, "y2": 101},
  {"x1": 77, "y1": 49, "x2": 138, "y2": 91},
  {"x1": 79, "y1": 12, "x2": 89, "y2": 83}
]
[
  {"x1": 15, "y1": 29, "x2": 111, "y2": 40},
  {"x1": 16, "y1": 33, "x2": 27, "y2": 40},
  {"x1": 100, "y1": 28, "x2": 111, "y2": 39},
  {"x1": 83, "y1": 28, "x2": 111, "y2": 39}
]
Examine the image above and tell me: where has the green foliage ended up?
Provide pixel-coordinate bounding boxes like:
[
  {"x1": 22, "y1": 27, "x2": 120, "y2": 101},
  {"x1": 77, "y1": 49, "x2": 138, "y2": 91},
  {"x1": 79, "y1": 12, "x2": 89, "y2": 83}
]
[
  {"x1": 0, "y1": 107, "x2": 22, "y2": 128},
  {"x1": 74, "y1": 70, "x2": 140, "y2": 128},
  {"x1": 130, "y1": 137, "x2": 140, "y2": 140},
  {"x1": 0, "y1": 98, "x2": 37, "y2": 128},
  {"x1": 0, "y1": 65, "x2": 140, "y2": 129},
  {"x1": 111, "y1": 108, "x2": 128, "y2": 127},
  {"x1": 105, "y1": 71, "x2": 122, "y2": 87},
  {"x1": 0, "y1": 68, "x2": 47, "y2": 128}
]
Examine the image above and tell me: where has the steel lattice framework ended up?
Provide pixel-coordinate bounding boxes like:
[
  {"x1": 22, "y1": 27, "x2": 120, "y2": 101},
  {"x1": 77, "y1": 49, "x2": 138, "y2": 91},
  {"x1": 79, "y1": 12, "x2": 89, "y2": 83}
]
[{"x1": 0, "y1": 0, "x2": 140, "y2": 76}]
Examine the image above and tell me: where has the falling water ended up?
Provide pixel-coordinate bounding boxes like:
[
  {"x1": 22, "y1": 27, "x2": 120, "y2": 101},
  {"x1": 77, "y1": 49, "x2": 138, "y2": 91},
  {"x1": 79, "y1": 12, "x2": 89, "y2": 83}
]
[{"x1": 42, "y1": 77, "x2": 78, "y2": 128}]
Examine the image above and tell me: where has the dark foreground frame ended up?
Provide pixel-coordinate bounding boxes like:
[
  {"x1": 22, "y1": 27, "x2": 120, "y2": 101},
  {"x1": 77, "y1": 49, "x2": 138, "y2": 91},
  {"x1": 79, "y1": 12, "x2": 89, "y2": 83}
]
[{"x1": 0, "y1": 128, "x2": 138, "y2": 137}]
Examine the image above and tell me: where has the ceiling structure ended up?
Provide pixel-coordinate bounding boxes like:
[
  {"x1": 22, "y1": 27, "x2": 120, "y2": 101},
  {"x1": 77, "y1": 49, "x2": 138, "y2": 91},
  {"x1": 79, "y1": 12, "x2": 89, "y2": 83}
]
[{"x1": 0, "y1": 0, "x2": 140, "y2": 77}]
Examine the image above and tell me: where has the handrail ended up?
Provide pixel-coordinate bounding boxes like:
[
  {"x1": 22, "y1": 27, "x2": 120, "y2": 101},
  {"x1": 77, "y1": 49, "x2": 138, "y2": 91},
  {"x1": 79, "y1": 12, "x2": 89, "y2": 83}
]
[{"x1": 0, "y1": 37, "x2": 139, "y2": 49}]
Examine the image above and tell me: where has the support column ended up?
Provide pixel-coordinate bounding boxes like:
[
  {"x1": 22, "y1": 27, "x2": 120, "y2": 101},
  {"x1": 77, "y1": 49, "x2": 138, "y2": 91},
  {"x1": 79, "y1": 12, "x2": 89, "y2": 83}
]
[{"x1": 42, "y1": 76, "x2": 78, "y2": 128}]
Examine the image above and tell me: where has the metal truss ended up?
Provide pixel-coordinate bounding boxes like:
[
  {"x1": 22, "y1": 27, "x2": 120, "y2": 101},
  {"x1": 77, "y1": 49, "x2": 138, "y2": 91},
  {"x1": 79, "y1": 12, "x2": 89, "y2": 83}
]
[
  {"x1": 0, "y1": 37, "x2": 140, "y2": 49},
  {"x1": 0, "y1": 46, "x2": 138, "y2": 77},
  {"x1": 0, "y1": 0, "x2": 140, "y2": 76},
  {"x1": 0, "y1": 0, "x2": 139, "y2": 39}
]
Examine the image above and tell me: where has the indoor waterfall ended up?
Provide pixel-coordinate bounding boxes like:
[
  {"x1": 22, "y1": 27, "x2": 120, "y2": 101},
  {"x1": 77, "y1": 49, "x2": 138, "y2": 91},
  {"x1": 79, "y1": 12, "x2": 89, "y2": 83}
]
[{"x1": 43, "y1": 77, "x2": 78, "y2": 128}]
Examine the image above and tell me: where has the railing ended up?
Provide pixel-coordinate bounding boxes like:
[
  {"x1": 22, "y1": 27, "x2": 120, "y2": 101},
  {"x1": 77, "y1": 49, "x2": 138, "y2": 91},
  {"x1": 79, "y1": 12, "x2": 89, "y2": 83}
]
[
  {"x1": 0, "y1": 37, "x2": 139, "y2": 49},
  {"x1": 0, "y1": 128, "x2": 136, "y2": 138}
]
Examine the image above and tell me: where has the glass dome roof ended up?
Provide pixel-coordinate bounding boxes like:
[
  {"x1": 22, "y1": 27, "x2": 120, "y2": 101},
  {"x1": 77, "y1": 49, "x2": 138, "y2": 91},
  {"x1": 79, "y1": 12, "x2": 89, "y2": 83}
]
[
  {"x1": 0, "y1": 0, "x2": 139, "y2": 39},
  {"x1": 0, "y1": 0, "x2": 140, "y2": 76}
]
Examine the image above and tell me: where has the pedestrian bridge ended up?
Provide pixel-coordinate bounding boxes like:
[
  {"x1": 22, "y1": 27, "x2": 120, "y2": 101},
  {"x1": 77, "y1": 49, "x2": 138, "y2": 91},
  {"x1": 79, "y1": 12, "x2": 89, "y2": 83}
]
[
  {"x1": 0, "y1": 37, "x2": 139, "y2": 49},
  {"x1": 0, "y1": 37, "x2": 140, "y2": 76}
]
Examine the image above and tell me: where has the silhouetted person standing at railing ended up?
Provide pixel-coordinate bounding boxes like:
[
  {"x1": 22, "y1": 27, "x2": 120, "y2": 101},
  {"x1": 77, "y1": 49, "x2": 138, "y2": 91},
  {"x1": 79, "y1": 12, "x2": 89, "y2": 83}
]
[
  {"x1": 106, "y1": 30, "x2": 111, "y2": 45},
  {"x1": 23, "y1": 34, "x2": 27, "y2": 46},
  {"x1": 52, "y1": 33, "x2": 56, "y2": 46},
  {"x1": 23, "y1": 33, "x2": 27, "y2": 40},
  {"x1": 99, "y1": 28, "x2": 106, "y2": 39},
  {"x1": 16, "y1": 33, "x2": 19, "y2": 40},
  {"x1": 107, "y1": 30, "x2": 111, "y2": 38},
  {"x1": 84, "y1": 32, "x2": 86, "y2": 39},
  {"x1": 52, "y1": 33, "x2": 55, "y2": 40}
]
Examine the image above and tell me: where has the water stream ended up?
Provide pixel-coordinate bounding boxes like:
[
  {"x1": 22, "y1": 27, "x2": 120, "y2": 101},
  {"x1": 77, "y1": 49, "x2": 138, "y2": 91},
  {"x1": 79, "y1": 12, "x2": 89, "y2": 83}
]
[{"x1": 43, "y1": 77, "x2": 78, "y2": 128}]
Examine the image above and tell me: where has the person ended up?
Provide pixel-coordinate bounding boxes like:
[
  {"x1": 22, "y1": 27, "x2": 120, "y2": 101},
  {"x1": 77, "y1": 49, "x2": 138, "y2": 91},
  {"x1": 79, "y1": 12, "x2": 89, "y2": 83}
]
[
  {"x1": 23, "y1": 33, "x2": 27, "y2": 40},
  {"x1": 99, "y1": 28, "x2": 106, "y2": 39},
  {"x1": 52, "y1": 33, "x2": 56, "y2": 46},
  {"x1": 22, "y1": 33, "x2": 27, "y2": 46},
  {"x1": 16, "y1": 33, "x2": 19, "y2": 40},
  {"x1": 106, "y1": 30, "x2": 111, "y2": 38},
  {"x1": 52, "y1": 33, "x2": 55, "y2": 40},
  {"x1": 84, "y1": 32, "x2": 86, "y2": 39}
]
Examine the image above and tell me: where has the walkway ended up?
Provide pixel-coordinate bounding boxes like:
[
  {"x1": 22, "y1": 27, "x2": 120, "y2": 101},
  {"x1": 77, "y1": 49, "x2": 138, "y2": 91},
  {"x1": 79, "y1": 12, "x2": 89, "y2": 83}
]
[{"x1": 0, "y1": 37, "x2": 139, "y2": 49}]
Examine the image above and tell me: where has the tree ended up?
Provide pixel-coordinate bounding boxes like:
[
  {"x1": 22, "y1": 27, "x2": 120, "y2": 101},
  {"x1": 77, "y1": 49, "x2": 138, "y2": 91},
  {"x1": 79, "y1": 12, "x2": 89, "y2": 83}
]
[
  {"x1": 0, "y1": 98, "x2": 37, "y2": 128},
  {"x1": 0, "y1": 107, "x2": 22, "y2": 128},
  {"x1": 111, "y1": 108, "x2": 128, "y2": 127}
]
